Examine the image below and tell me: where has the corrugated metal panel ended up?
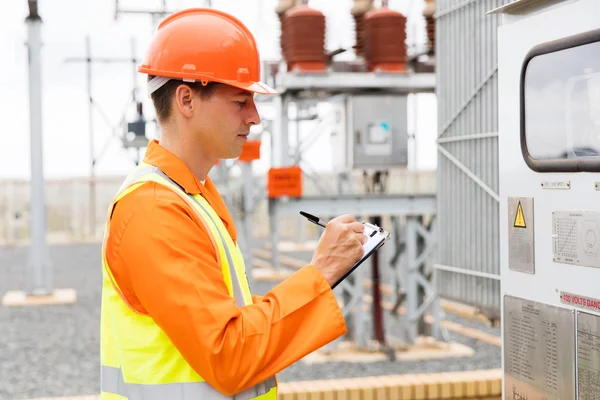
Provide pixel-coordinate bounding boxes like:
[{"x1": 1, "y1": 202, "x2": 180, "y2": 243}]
[{"x1": 435, "y1": 0, "x2": 509, "y2": 313}]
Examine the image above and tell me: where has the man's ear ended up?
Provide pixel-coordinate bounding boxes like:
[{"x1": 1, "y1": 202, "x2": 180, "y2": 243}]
[{"x1": 174, "y1": 84, "x2": 195, "y2": 118}]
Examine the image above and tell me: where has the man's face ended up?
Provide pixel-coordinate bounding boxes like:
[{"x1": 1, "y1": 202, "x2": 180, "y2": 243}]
[{"x1": 189, "y1": 84, "x2": 260, "y2": 160}]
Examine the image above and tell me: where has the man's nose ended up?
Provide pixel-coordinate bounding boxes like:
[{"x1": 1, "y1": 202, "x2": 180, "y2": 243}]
[{"x1": 246, "y1": 102, "x2": 261, "y2": 126}]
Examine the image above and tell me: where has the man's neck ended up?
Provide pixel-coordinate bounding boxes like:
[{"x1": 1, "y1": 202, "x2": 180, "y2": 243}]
[{"x1": 158, "y1": 133, "x2": 215, "y2": 183}]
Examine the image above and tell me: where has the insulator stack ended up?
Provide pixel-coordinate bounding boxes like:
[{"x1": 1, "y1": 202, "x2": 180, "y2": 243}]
[
  {"x1": 282, "y1": 4, "x2": 327, "y2": 72},
  {"x1": 363, "y1": 4, "x2": 407, "y2": 73},
  {"x1": 275, "y1": 0, "x2": 299, "y2": 61},
  {"x1": 350, "y1": 0, "x2": 375, "y2": 58},
  {"x1": 423, "y1": 0, "x2": 435, "y2": 54},
  {"x1": 425, "y1": 16, "x2": 435, "y2": 53},
  {"x1": 278, "y1": 13, "x2": 288, "y2": 61},
  {"x1": 352, "y1": 14, "x2": 365, "y2": 57}
]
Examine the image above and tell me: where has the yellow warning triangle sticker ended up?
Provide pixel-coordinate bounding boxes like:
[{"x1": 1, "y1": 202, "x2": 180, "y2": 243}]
[{"x1": 514, "y1": 201, "x2": 526, "y2": 228}]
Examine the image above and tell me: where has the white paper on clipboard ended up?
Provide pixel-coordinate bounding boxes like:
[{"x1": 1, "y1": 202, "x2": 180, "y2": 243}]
[
  {"x1": 331, "y1": 222, "x2": 391, "y2": 289},
  {"x1": 362, "y1": 223, "x2": 390, "y2": 255}
]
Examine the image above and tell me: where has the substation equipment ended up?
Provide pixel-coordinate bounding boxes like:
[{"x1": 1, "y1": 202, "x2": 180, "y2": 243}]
[
  {"x1": 494, "y1": 0, "x2": 600, "y2": 398},
  {"x1": 257, "y1": 0, "x2": 442, "y2": 353},
  {"x1": 12, "y1": 0, "x2": 444, "y2": 352}
]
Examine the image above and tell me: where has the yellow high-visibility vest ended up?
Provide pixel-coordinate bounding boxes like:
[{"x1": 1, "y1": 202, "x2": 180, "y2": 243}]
[{"x1": 100, "y1": 162, "x2": 277, "y2": 400}]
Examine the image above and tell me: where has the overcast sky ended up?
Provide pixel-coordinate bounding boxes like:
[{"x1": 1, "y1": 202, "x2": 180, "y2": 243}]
[{"x1": 0, "y1": 0, "x2": 437, "y2": 179}]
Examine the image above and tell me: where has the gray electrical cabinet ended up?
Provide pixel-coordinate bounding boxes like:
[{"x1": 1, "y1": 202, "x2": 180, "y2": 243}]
[{"x1": 330, "y1": 94, "x2": 409, "y2": 171}]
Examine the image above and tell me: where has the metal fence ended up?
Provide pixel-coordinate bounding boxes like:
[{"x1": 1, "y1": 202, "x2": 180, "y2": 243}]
[
  {"x1": 0, "y1": 169, "x2": 435, "y2": 246},
  {"x1": 435, "y1": 0, "x2": 509, "y2": 314}
]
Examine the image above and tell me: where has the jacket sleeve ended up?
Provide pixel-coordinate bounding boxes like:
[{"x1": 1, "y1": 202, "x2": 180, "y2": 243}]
[{"x1": 108, "y1": 197, "x2": 347, "y2": 396}]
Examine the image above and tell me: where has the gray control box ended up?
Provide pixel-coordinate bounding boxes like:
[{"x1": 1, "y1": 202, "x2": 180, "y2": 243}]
[{"x1": 330, "y1": 94, "x2": 409, "y2": 171}]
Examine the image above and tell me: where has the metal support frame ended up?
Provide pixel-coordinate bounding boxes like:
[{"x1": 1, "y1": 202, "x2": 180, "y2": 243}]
[
  {"x1": 438, "y1": 68, "x2": 498, "y2": 139},
  {"x1": 389, "y1": 216, "x2": 445, "y2": 345},
  {"x1": 335, "y1": 264, "x2": 369, "y2": 349},
  {"x1": 114, "y1": 0, "x2": 176, "y2": 30},
  {"x1": 269, "y1": 193, "x2": 436, "y2": 287},
  {"x1": 238, "y1": 163, "x2": 256, "y2": 290},
  {"x1": 266, "y1": 70, "x2": 443, "y2": 351},
  {"x1": 271, "y1": 195, "x2": 437, "y2": 217},
  {"x1": 436, "y1": 132, "x2": 498, "y2": 144},
  {"x1": 319, "y1": 214, "x2": 445, "y2": 350},
  {"x1": 65, "y1": 36, "x2": 145, "y2": 239},
  {"x1": 275, "y1": 71, "x2": 436, "y2": 94},
  {"x1": 434, "y1": 0, "x2": 478, "y2": 19},
  {"x1": 433, "y1": 263, "x2": 501, "y2": 281},
  {"x1": 437, "y1": 144, "x2": 500, "y2": 203}
]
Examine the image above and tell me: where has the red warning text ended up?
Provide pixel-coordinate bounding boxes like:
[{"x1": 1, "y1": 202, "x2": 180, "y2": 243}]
[{"x1": 560, "y1": 291, "x2": 600, "y2": 312}]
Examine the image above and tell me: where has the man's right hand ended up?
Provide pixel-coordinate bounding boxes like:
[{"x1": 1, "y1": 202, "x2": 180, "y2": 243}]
[{"x1": 310, "y1": 214, "x2": 368, "y2": 287}]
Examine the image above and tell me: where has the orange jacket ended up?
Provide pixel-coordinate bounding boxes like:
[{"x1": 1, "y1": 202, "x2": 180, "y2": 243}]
[{"x1": 105, "y1": 140, "x2": 347, "y2": 395}]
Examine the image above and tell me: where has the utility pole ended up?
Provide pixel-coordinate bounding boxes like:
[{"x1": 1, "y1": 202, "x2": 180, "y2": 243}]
[
  {"x1": 2, "y1": 0, "x2": 76, "y2": 306},
  {"x1": 25, "y1": 3, "x2": 51, "y2": 296},
  {"x1": 86, "y1": 36, "x2": 95, "y2": 239},
  {"x1": 114, "y1": 0, "x2": 214, "y2": 32},
  {"x1": 65, "y1": 37, "x2": 141, "y2": 239},
  {"x1": 114, "y1": 0, "x2": 174, "y2": 31}
]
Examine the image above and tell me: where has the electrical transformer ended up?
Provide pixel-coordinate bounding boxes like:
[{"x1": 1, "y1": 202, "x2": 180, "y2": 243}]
[
  {"x1": 495, "y1": 0, "x2": 600, "y2": 399},
  {"x1": 330, "y1": 94, "x2": 409, "y2": 171}
]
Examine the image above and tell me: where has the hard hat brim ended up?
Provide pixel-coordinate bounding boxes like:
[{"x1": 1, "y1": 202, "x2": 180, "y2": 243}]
[
  {"x1": 222, "y1": 79, "x2": 278, "y2": 95},
  {"x1": 139, "y1": 66, "x2": 278, "y2": 96}
]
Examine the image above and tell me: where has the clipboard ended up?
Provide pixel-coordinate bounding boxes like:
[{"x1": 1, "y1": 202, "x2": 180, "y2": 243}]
[
  {"x1": 298, "y1": 211, "x2": 391, "y2": 290},
  {"x1": 331, "y1": 222, "x2": 391, "y2": 289}
]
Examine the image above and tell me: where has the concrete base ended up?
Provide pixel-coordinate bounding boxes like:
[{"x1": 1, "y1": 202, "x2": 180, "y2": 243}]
[
  {"x1": 302, "y1": 337, "x2": 475, "y2": 364},
  {"x1": 1, "y1": 288, "x2": 77, "y2": 307}
]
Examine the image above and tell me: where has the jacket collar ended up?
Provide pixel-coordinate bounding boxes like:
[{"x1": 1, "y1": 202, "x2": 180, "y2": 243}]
[{"x1": 142, "y1": 140, "x2": 237, "y2": 241}]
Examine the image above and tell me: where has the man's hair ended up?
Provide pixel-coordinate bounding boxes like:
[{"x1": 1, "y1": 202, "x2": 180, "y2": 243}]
[{"x1": 148, "y1": 75, "x2": 219, "y2": 122}]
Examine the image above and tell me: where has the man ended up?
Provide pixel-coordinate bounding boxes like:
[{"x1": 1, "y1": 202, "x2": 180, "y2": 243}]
[{"x1": 100, "y1": 7, "x2": 367, "y2": 400}]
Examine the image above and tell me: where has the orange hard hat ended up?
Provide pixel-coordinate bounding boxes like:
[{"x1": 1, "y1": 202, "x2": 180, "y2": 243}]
[{"x1": 138, "y1": 8, "x2": 277, "y2": 96}]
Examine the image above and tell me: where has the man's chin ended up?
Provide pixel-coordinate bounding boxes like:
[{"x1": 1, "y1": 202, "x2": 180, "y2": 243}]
[{"x1": 219, "y1": 149, "x2": 244, "y2": 160}]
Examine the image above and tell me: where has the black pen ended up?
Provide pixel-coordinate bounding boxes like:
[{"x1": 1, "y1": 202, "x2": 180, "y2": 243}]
[{"x1": 299, "y1": 211, "x2": 327, "y2": 228}]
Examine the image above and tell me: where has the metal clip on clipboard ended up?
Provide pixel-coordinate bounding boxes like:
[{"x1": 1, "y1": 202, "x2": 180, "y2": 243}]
[{"x1": 299, "y1": 211, "x2": 391, "y2": 289}]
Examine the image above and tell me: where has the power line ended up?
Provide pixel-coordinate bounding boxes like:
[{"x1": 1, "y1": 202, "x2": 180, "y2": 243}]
[{"x1": 65, "y1": 35, "x2": 143, "y2": 237}]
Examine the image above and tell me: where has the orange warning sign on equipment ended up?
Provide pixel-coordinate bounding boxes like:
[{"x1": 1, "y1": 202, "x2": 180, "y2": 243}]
[
  {"x1": 514, "y1": 201, "x2": 526, "y2": 228},
  {"x1": 237, "y1": 140, "x2": 261, "y2": 162},
  {"x1": 267, "y1": 166, "x2": 303, "y2": 198}
]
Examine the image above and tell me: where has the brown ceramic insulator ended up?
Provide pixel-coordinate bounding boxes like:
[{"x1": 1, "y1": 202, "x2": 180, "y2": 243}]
[
  {"x1": 283, "y1": 5, "x2": 327, "y2": 71},
  {"x1": 426, "y1": 16, "x2": 435, "y2": 52},
  {"x1": 278, "y1": 13, "x2": 288, "y2": 60},
  {"x1": 353, "y1": 14, "x2": 366, "y2": 57},
  {"x1": 350, "y1": 0, "x2": 374, "y2": 57},
  {"x1": 363, "y1": 6, "x2": 407, "y2": 72}
]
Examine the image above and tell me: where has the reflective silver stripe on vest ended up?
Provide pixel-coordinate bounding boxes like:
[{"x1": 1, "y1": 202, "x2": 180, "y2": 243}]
[
  {"x1": 116, "y1": 164, "x2": 246, "y2": 307},
  {"x1": 102, "y1": 363, "x2": 128, "y2": 397},
  {"x1": 108, "y1": 166, "x2": 276, "y2": 398},
  {"x1": 152, "y1": 168, "x2": 247, "y2": 308},
  {"x1": 102, "y1": 365, "x2": 276, "y2": 400},
  {"x1": 188, "y1": 194, "x2": 247, "y2": 307},
  {"x1": 115, "y1": 164, "x2": 155, "y2": 195}
]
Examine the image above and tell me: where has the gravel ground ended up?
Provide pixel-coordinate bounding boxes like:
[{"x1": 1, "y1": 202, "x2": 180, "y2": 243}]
[
  {"x1": 252, "y1": 280, "x2": 501, "y2": 382},
  {"x1": 0, "y1": 243, "x2": 500, "y2": 400}
]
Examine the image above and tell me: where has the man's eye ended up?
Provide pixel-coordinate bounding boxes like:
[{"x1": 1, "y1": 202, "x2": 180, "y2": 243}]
[{"x1": 236, "y1": 101, "x2": 246, "y2": 107}]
